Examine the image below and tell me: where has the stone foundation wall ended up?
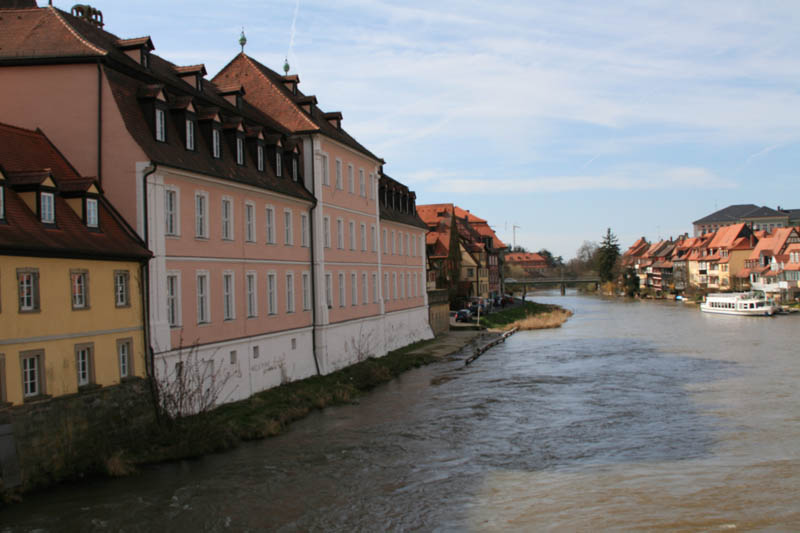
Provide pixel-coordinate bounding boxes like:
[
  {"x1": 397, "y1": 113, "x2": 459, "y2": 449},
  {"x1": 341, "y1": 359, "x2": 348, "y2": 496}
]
[{"x1": 0, "y1": 378, "x2": 156, "y2": 493}]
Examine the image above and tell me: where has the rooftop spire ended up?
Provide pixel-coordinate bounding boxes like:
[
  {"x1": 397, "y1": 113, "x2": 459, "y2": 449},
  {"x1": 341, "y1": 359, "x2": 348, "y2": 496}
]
[
  {"x1": 239, "y1": 28, "x2": 247, "y2": 53},
  {"x1": 283, "y1": 57, "x2": 290, "y2": 75}
]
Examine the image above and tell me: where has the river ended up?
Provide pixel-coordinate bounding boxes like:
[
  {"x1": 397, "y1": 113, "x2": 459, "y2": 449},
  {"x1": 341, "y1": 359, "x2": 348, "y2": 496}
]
[{"x1": 2, "y1": 291, "x2": 799, "y2": 531}]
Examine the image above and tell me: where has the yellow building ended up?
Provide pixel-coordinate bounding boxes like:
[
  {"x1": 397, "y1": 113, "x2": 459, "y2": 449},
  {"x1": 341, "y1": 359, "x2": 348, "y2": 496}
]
[{"x1": 0, "y1": 123, "x2": 151, "y2": 406}]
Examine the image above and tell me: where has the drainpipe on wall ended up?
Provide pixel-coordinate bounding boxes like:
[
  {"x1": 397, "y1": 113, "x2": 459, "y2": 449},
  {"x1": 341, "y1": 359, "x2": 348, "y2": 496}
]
[
  {"x1": 307, "y1": 142, "x2": 321, "y2": 376},
  {"x1": 141, "y1": 162, "x2": 159, "y2": 415}
]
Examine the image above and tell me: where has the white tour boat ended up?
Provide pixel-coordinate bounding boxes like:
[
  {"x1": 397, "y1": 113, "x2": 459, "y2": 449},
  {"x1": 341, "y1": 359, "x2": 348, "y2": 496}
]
[{"x1": 700, "y1": 291, "x2": 776, "y2": 316}]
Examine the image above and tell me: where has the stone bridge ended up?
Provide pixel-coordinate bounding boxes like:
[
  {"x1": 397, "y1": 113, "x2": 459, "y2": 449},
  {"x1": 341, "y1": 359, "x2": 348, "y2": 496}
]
[{"x1": 505, "y1": 276, "x2": 601, "y2": 295}]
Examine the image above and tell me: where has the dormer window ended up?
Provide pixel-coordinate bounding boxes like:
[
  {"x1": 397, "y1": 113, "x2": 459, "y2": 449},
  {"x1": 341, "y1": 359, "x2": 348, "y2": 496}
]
[
  {"x1": 212, "y1": 128, "x2": 221, "y2": 158},
  {"x1": 236, "y1": 136, "x2": 245, "y2": 166},
  {"x1": 141, "y1": 50, "x2": 150, "y2": 68},
  {"x1": 40, "y1": 191, "x2": 55, "y2": 224},
  {"x1": 86, "y1": 198, "x2": 98, "y2": 228},
  {"x1": 275, "y1": 149, "x2": 282, "y2": 177},
  {"x1": 155, "y1": 108, "x2": 166, "y2": 142},
  {"x1": 185, "y1": 119, "x2": 195, "y2": 150},
  {"x1": 292, "y1": 157, "x2": 298, "y2": 181},
  {"x1": 257, "y1": 144, "x2": 264, "y2": 171}
]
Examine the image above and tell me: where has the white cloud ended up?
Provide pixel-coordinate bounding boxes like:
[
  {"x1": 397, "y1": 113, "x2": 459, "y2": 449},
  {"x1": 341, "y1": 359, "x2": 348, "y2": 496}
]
[{"x1": 428, "y1": 165, "x2": 735, "y2": 194}]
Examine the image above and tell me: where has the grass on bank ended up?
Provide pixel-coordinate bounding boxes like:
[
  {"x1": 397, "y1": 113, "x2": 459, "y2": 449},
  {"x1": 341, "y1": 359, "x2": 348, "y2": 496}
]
[
  {"x1": 135, "y1": 338, "x2": 441, "y2": 465},
  {"x1": 479, "y1": 301, "x2": 573, "y2": 331}
]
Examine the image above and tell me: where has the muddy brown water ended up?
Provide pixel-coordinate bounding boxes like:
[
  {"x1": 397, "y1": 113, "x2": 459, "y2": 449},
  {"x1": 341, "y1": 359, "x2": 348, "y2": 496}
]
[{"x1": 2, "y1": 291, "x2": 798, "y2": 531}]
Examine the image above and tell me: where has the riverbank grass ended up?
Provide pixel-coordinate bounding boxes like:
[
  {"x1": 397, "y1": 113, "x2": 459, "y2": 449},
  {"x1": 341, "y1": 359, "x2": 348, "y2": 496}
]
[
  {"x1": 479, "y1": 301, "x2": 572, "y2": 331},
  {"x1": 137, "y1": 338, "x2": 441, "y2": 464}
]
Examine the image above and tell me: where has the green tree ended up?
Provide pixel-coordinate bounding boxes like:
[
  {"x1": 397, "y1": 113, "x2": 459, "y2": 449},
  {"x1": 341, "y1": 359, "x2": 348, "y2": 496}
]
[
  {"x1": 595, "y1": 228, "x2": 620, "y2": 282},
  {"x1": 537, "y1": 249, "x2": 564, "y2": 268},
  {"x1": 622, "y1": 267, "x2": 639, "y2": 297}
]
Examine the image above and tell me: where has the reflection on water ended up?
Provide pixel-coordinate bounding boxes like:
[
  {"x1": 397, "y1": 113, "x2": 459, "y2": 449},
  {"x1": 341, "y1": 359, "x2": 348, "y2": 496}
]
[{"x1": 2, "y1": 291, "x2": 799, "y2": 531}]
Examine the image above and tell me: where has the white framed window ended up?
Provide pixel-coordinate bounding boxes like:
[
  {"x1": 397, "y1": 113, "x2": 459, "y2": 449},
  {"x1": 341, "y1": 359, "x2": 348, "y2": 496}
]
[
  {"x1": 399, "y1": 233, "x2": 404, "y2": 256},
  {"x1": 236, "y1": 137, "x2": 245, "y2": 165},
  {"x1": 323, "y1": 216, "x2": 331, "y2": 248},
  {"x1": 284, "y1": 209, "x2": 293, "y2": 245},
  {"x1": 17, "y1": 269, "x2": 39, "y2": 312},
  {"x1": 257, "y1": 144, "x2": 264, "y2": 171},
  {"x1": 246, "y1": 271, "x2": 257, "y2": 318},
  {"x1": 71, "y1": 270, "x2": 88, "y2": 309},
  {"x1": 300, "y1": 213, "x2": 309, "y2": 247},
  {"x1": 360, "y1": 223, "x2": 367, "y2": 251},
  {"x1": 186, "y1": 119, "x2": 195, "y2": 150},
  {"x1": 40, "y1": 191, "x2": 54, "y2": 224},
  {"x1": 384, "y1": 272, "x2": 389, "y2": 302},
  {"x1": 393, "y1": 272, "x2": 397, "y2": 300},
  {"x1": 337, "y1": 218, "x2": 344, "y2": 249},
  {"x1": 339, "y1": 272, "x2": 346, "y2": 307},
  {"x1": 167, "y1": 271, "x2": 181, "y2": 327},
  {"x1": 265, "y1": 205, "x2": 275, "y2": 244},
  {"x1": 275, "y1": 150, "x2": 282, "y2": 176},
  {"x1": 165, "y1": 187, "x2": 179, "y2": 236},
  {"x1": 351, "y1": 272, "x2": 357, "y2": 306},
  {"x1": 75, "y1": 344, "x2": 92, "y2": 387},
  {"x1": 118, "y1": 339, "x2": 131, "y2": 379},
  {"x1": 372, "y1": 272, "x2": 378, "y2": 303},
  {"x1": 212, "y1": 128, "x2": 221, "y2": 158},
  {"x1": 362, "y1": 272, "x2": 368, "y2": 304},
  {"x1": 359, "y1": 169, "x2": 365, "y2": 196},
  {"x1": 195, "y1": 191, "x2": 208, "y2": 238},
  {"x1": 335, "y1": 159, "x2": 343, "y2": 189},
  {"x1": 383, "y1": 228, "x2": 388, "y2": 254},
  {"x1": 371, "y1": 225, "x2": 376, "y2": 252},
  {"x1": 302, "y1": 272, "x2": 311, "y2": 310},
  {"x1": 391, "y1": 230, "x2": 396, "y2": 255},
  {"x1": 245, "y1": 202, "x2": 256, "y2": 242},
  {"x1": 196, "y1": 271, "x2": 210, "y2": 324},
  {"x1": 221, "y1": 197, "x2": 233, "y2": 240},
  {"x1": 405, "y1": 233, "x2": 409, "y2": 256},
  {"x1": 321, "y1": 153, "x2": 330, "y2": 186},
  {"x1": 369, "y1": 173, "x2": 375, "y2": 200},
  {"x1": 325, "y1": 273, "x2": 332, "y2": 308},
  {"x1": 292, "y1": 158, "x2": 298, "y2": 181},
  {"x1": 267, "y1": 272, "x2": 277, "y2": 315},
  {"x1": 114, "y1": 270, "x2": 130, "y2": 307},
  {"x1": 223, "y1": 271, "x2": 235, "y2": 320},
  {"x1": 286, "y1": 272, "x2": 295, "y2": 313},
  {"x1": 349, "y1": 220, "x2": 356, "y2": 250},
  {"x1": 21, "y1": 351, "x2": 42, "y2": 397},
  {"x1": 348, "y1": 165, "x2": 354, "y2": 193},
  {"x1": 400, "y1": 272, "x2": 405, "y2": 299},
  {"x1": 86, "y1": 198, "x2": 98, "y2": 228},
  {"x1": 155, "y1": 108, "x2": 166, "y2": 142}
]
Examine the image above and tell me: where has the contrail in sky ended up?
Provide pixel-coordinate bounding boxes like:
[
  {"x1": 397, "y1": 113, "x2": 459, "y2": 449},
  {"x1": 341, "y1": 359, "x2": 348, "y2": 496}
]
[{"x1": 288, "y1": 0, "x2": 300, "y2": 60}]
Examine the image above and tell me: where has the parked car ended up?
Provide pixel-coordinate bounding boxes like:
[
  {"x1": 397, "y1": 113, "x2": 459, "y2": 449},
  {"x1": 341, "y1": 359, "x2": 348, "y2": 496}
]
[{"x1": 455, "y1": 309, "x2": 472, "y2": 322}]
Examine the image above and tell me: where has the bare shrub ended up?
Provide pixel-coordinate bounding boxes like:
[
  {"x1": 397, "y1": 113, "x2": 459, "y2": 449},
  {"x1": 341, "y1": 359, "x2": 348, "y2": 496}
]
[
  {"x1": 348, "y1": 324, "x2": 375, "y2": 363},
  {"x1": 509, "y1": 309, "x2": 573, "y2": 331},
  {"x1": 154, "y1": 340, "x2": 235, "y2": 425}
]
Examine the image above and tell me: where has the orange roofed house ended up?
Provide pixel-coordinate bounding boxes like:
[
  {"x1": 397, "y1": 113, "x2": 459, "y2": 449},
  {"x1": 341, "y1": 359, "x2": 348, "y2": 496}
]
[{"x1": 0, "y1": 2, "x2": 431, "y2": 404}]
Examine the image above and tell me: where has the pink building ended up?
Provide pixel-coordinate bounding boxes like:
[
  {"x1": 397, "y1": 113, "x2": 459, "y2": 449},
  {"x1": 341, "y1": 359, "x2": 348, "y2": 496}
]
[{"x1": 0, "y1": 2, "x2": 431, "y2": 402}]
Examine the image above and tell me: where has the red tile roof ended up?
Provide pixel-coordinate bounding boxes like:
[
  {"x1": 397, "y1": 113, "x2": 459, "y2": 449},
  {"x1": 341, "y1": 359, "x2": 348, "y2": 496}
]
[{"x1": 0, "y1": 122, "x2": 150, "y2": 261}]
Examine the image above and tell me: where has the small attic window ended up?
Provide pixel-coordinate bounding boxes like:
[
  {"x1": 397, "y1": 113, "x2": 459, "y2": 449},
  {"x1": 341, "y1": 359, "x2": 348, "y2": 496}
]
[
  {"x1": 40, "y1": 191, "x2": 55, "y2": 224},
  {"x1": 257, "y1": 144, "x2": 264, "y2": 172},
  {"x1": 155, "y1": 108, "x2": 166, "y2": 142},
  {"x1": 212, "y1": 128, "x2": 221, "y2": 159},
  {"x1": 275, "y1": 148, "x2": 282, "y2": 177},
  {"x1": 86, "y1": 198, "x2": 99, "y2": 228},
  {"x1": 196, "y1": 76, "x2": 203, "y2": 92},
  {"x1": 292, "y1": 157, "x2": 298, "y2": 182},
  {"x1": 185, "y1": 119, "x2": 195, "y2": 151},
  {"x1": 141, "y1": 49, "x2": 150, "y2": 68},
  {"x1": 236, "y1": 136, "x2": 245, "y2": 166}
]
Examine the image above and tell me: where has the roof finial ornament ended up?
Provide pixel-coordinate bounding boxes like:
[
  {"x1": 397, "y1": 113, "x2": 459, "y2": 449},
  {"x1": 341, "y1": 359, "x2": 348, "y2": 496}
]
[
  {"x1": 283, "y1": 57, "x2": 290, "y2": 75},
  {"x1": 239, "y1": 28, "x2": 247, "y2": 53}
]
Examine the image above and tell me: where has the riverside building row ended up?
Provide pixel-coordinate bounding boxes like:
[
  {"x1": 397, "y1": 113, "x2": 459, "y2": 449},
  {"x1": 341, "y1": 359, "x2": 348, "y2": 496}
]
[
  {"x1": 0, "y1": 1, "x2": 430, "y2": 406},
  {"x1": 622, "y1": 209, "x2": 800, "y2": 302}
]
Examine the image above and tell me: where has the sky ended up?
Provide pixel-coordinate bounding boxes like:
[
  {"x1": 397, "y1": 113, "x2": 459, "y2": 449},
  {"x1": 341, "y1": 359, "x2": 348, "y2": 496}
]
[{"x1": 77, "y1": 0, "x2": 800, "y2": 259}]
